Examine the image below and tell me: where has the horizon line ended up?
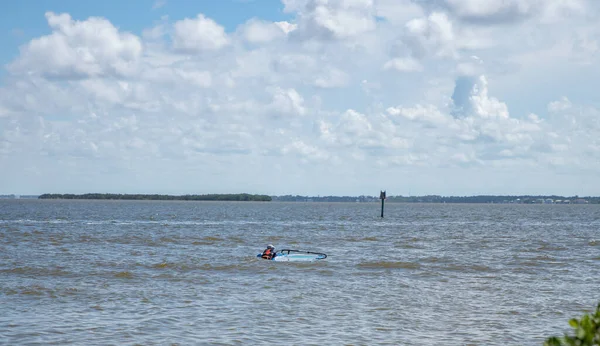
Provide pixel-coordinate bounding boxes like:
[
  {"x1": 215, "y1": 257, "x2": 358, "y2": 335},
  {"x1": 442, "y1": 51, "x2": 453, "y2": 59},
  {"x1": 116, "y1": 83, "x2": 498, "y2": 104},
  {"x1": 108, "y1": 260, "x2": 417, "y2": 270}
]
[{"x1": 1, "y1": 193, "x2": 598, "y2": 198}]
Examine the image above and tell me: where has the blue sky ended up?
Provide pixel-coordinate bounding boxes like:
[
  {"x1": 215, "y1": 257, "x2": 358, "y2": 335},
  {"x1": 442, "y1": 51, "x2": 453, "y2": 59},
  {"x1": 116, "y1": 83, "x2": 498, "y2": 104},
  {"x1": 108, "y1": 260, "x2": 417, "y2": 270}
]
[{"x1": 1, "y1": 0, "x2": 600, "y2": 196}]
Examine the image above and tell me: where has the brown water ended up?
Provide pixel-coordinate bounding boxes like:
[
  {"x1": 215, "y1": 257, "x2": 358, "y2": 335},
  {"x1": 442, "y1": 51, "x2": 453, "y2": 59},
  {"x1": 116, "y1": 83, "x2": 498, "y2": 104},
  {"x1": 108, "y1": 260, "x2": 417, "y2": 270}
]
[{"x1": 1, "y1": 200, "x2": 599, "y2": 345}]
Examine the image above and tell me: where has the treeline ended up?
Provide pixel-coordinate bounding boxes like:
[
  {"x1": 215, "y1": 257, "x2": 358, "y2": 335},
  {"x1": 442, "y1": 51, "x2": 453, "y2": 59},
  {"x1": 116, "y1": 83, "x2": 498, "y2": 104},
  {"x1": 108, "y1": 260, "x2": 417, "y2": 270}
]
[
  {"x1": 272, "y1": 195, "x2": 378, "y2": 202},
  {"x1": 38, "y1": 193, "x2": 272, "y2": 201},
  {"x1": 386, "y1": 195, "x2": 598, "y2": 204}
]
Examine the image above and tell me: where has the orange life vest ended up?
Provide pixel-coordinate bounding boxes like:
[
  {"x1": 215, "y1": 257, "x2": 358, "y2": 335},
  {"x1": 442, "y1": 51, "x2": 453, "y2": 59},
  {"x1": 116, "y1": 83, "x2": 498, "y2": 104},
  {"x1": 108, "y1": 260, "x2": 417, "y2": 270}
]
[{"x1": 262, "y1": 248, "x2": 273, "y2": 259}]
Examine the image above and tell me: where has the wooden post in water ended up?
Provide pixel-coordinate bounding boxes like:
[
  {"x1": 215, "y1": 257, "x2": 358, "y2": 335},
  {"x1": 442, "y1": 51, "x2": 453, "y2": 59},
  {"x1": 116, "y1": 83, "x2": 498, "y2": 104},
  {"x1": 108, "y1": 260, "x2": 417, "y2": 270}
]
[{"x1": 380, "y1": 190, "x2": 386, "y2": 218}]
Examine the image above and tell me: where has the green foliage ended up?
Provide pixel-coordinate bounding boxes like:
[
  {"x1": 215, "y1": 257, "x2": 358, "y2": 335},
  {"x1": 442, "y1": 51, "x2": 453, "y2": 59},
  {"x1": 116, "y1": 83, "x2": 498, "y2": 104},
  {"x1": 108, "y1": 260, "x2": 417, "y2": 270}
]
[
  {"x1": 545, "y1": 303, "x2": 600, "y2": 346},
  {"x1": 38, "y1": 193, "x2": 271, "y2": 202}
]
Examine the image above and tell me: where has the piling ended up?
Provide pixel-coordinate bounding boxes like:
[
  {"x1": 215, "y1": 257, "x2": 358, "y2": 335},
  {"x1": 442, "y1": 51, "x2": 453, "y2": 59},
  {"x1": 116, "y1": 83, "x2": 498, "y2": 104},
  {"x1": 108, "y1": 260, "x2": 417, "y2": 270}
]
[{"x1": 380, "y1": 190, "x2": 386, "y2": 217}]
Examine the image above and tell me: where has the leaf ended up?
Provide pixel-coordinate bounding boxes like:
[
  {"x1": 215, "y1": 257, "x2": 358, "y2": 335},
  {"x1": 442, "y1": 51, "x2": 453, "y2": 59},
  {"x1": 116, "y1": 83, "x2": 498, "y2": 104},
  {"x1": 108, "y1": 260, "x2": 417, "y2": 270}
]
[
  {"x1": 543, "y1": 336, "x2": 563, "y2": 346},
  {"x1": 569, "y1": 319, "x2": 579, "y2": 328}
]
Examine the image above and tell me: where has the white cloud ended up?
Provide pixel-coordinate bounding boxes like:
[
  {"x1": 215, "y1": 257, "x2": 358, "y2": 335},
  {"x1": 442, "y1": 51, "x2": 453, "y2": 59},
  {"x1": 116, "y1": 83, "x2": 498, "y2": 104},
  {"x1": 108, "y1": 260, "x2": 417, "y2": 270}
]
[
  {"x1": 383, "y1": 57, "x2": 423, "y2": 72},
  {"x1": 374, "y1": 0, "x2": 424, "y2": 25},
  {"x1": 152, "y1": 0, "x2": 167, "y2": 10},
  {"x1": 469, "y1": 75, "x2": 509, "y2": 119},
  {"x1": 172, "y1": 14, "x2": 229, "y2": 53},
  {"x1": 398, "y1": 11, "x2": 494, "y2": 61},
  {"x1": 275, "y1": 21, "x2": 298, "y2": 34},
  {"x1": 289, "y1": 0, "x2": 377, "y2": 40},
  {"x1": 281, "y1": 140, "x2": 330, "y2": 162},
  {"x1": 238, "y1": 19, "x2": 292, "y2": 44},
  {"x1": 314, "y1": 68, "x2": 350, "y2": 88},
  {"x1": 404, "y1": 12, "x2": 457, "y2": 59},
  {"x1": 443, "y1": 0, "x2": 532, "y2": 21},
  {"x1": 386, "y1": 104, "x2": 450, "y2": 126},
  {"x1": 269, "y1": 87, "x2": 306, "y2": 116},
  {"x1": 2, "y1": 3, "x2": 600, "y2": 195},
  {"x1": 176, "y1": 69, "x2": 212, "y2": 87},
  {"x1": 548, "y1": 97, "x2": 573, "y2": 113},
  {"x1": 441, "y1": 0, "x2": 587, "y2": 24},
  {"x1": 9, "y1": 12, "x2": 142, "y2": 79}
]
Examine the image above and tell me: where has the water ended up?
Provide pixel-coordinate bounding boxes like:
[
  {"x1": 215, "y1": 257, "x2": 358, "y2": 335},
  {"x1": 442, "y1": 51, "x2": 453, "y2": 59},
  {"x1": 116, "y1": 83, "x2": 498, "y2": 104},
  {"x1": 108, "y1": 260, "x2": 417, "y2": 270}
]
[{"x1": 1, "y1": 200, "x2": 599, "y2": 345}]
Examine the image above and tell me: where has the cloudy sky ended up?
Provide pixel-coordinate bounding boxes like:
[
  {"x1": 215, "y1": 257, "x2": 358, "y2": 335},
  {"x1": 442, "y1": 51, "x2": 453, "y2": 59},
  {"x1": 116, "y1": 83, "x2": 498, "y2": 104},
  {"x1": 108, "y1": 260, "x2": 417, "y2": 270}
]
[{"x1": 1, "y1": 0, "x2": 599, "y2": 196}]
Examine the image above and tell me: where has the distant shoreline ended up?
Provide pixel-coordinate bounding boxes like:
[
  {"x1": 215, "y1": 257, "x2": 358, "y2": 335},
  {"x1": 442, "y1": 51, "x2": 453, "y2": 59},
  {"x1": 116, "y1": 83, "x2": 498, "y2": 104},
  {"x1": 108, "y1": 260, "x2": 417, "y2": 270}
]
[
  {"x1": 0, "y1": 194, "x2": 597, "y2": 204},
  {"x1": 36, "y1": 193, "x2": 272, "y2": 202},
  {"x1": 272, "y1": 195, "x2": 596, "y2": 204}
]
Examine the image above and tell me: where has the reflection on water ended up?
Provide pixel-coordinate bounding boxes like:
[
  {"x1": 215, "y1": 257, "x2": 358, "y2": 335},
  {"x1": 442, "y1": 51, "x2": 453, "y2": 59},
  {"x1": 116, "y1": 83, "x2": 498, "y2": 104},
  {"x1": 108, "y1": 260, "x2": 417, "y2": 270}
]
[{"x1": 1, "y1": 200, "x2": 599, "y2": 345}]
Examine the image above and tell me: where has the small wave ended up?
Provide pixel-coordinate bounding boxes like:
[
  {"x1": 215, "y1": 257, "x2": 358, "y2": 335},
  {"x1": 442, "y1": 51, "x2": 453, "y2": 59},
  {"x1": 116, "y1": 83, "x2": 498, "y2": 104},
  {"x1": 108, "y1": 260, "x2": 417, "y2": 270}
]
[
  {"x1": 202, "y1": 236, "x2": 224, "y2": 242},
  {"x1": 158, "y1": 237, "x2": 177, "y2": 243},
  {"x1": 317, "y1": 269, "x2": 334, "y2": 276},
  {"x1": 19, "y1": 285, "x2": 47, "y2": 296},
  {"x1": 535, "y1": 253, "x2": 554, "y2": 259},
  {"x1": 394, "y1": 242, "x2": 423, "y2": 249},
  {"x1": 150, "y1": 262, "x2": 196, "y2": 271},
  {"x1": 153, "y1": 262, "x2": 171, "y2": 269},
  {"x1": 145, "y1": 260, "x2": 251, "y2": 272},
  {"x1": 358, "y1": 261, "x2": 420, "y2": 269},
  {"x1": 199, "y1": 263, "x2": 246, "y2": 271},
  {"x1": 114, "y1": 271, "x2": 134, "y2": 278},
  {"x1": 346, "y1": 236, "x2": 378, "y2": 242},
  {"x1": 1, "y1": 266, "x2": 71, "y2": 277},
  {"x1": 191, "y1": 241, "x2": 213, "y2": 245},
  {"x1": 227, "y1": 236, "x2": 245, "y2": 244},
  {"x1": 421, "y1": 256, "x2": 451, "y2": 264},
  {"x1": 440, "y1": 263, "x2": 495, "y2": 272},
  {"x1": 2, "y1": 284, "x2": 80, "y2": 298},
  {"x1": 190, "y1": 236, "x2": 225, "y2": 246},
  {"x1": 536, "y1": 243, "x2": 568, "y2": 251},
  {"x1": 151, "y1": 273, "x2": 177, "y2": 280},
  {"x1": 0, "y1": 219, "x2": 73, "y2": 224},
  {"x1": 78, "y1": 235, "x2": 98, "y2": 243}
]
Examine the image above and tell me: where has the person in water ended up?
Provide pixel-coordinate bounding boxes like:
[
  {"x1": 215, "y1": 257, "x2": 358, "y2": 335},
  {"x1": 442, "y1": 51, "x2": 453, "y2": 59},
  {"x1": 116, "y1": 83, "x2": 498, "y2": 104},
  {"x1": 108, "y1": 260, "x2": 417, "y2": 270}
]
[{"x1": 261, "y1": 244, "x2": 276, "y2": 259}]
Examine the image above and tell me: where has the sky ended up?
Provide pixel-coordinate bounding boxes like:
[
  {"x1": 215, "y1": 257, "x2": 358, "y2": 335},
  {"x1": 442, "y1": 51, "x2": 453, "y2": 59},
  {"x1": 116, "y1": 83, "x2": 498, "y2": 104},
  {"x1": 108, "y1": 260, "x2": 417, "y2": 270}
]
[{"x1": 1, "y1": 0, "x2": 600, "y2": 197}]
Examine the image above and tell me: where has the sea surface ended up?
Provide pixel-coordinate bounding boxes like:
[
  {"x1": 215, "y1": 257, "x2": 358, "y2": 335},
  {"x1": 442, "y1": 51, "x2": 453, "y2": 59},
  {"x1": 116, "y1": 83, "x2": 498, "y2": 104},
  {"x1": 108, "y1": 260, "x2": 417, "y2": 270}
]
[{"x1": 1, "y1": 199, "x2": 599, "y2": 345}]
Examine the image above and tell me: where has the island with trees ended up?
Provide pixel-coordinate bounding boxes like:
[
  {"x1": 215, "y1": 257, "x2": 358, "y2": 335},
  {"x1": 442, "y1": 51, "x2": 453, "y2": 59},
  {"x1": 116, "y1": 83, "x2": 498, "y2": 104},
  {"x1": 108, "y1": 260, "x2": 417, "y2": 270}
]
[{"x1": 38, "y1": 193, "x2": 272, "y2": 201}]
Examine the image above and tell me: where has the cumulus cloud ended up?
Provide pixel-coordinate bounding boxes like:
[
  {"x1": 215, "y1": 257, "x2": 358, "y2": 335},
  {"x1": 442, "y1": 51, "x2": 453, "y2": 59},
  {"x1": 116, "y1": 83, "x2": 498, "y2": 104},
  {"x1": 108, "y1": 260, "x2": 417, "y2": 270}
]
[
  {"x1": 288, "y1": 0, "x2": 377, "y2": 40},
  {"x1": 281, "y1": 140, "x2": 330, "y2": 162},
  {"x1": 450, "y1": 74, "x2": 509, "y2": 119},
  {"x1": 171, "y1": 14, "x2": 229, "y2": 53},
  {"x1": 238, "y1": 19, "x2": 294, "y2": 44},
  {"x1": 404, "y1": 12, "x2": 458, "y2": 59},
  {"x1": 269, "y1": 87, "x2": 306, "y2": 116},
  {"x1": 440, "y1": 0, "x2": 587, "y2": 24},
  {"x1": 374, "y1": 0, "x2": 424, "y2": 24},
  {"x1": 383, "y1": 57, "x2": 423, "y2": 72},
  {"x1": 9, "y1": 12, "x2": 142, "y2": 79},
  {"x1": 1, "y1": 2, "x2": 600, "y2": 195}
]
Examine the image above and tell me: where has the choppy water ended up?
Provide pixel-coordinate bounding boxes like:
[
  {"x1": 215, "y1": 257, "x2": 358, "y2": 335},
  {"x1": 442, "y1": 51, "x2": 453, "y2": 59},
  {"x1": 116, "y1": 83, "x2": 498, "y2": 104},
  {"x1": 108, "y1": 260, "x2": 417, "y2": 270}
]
[{"x1": 1, "y1": 200, "x2": 599, "y2": 345}]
